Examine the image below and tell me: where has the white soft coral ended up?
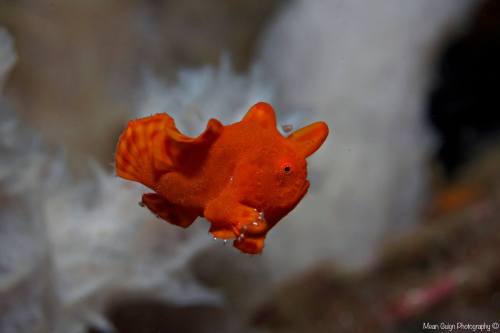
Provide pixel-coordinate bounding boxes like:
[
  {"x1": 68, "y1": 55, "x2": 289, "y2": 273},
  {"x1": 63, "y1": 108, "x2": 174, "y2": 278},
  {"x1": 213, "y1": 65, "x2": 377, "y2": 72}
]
[
  {"x1": 0, "y1": 33, "x2": 279, "y2": 331},
  {"x1": 258, "y1": 0, "x2": 475, "y2": 277}
]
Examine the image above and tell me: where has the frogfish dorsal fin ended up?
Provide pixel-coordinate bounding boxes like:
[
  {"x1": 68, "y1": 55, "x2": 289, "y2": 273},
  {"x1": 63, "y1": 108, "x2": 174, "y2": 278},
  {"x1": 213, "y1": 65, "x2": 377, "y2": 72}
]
[
  {"x1": 116, "y1": 114, "x2": 223, "y2": 188},
  {"x1": 287, "y1": 121, "x2": 329, "y2": 158},
  {"x1": 243, "y1": 102, "x2": 277, "y2": 129},
  {"x1": 166, "y1": 118, "x2": 223, "y2": 170}
]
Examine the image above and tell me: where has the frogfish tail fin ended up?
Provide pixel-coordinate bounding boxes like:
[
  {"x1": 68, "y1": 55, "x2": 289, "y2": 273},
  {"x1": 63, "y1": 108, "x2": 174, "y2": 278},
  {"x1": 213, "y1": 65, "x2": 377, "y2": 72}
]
[{"x1": 115, "y1": 114, "x2": 175, "y2": 189}]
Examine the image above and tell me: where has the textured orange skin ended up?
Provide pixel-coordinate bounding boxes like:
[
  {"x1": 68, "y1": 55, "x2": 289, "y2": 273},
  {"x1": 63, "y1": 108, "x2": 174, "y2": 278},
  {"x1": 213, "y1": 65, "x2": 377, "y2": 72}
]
[{"x1": 115, "y1": 102, "x2": 329, "y2": 254}]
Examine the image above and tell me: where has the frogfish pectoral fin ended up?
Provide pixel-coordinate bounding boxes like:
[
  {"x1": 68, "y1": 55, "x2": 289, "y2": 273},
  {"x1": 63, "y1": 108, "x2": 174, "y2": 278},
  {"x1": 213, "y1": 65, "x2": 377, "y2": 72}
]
[
  {"x1": 204, "y1": 192, "x2": 269, "y2": 254},
  {"x1": 208, "y1": 225, "x2": 236, "y2": 240},
  {"x1": 233, "y1": 236, "x2": 265, "y2": 255},
  {"x1": 142, "y1": 193, "x2": 199, "y2": 228}
]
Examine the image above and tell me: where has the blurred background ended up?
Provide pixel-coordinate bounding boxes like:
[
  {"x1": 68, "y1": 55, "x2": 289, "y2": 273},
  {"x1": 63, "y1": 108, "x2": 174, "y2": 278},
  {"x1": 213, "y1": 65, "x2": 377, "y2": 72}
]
[{"x1": 0, "y1": 0, "x2": 499, "y2": 332}]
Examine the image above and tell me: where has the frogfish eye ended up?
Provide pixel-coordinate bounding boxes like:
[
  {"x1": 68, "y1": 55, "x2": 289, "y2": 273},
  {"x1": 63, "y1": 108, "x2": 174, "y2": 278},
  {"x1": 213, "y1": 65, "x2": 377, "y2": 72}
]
[{"x1": 283, "y1": 164, "x2": 292, "y2": 174}]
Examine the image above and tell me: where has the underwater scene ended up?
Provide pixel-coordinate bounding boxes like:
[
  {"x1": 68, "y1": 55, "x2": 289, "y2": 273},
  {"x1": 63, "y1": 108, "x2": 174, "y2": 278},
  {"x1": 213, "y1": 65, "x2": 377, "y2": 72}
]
[{"x1": 0, "y1": 0, "x2": 499, "y2": 332}]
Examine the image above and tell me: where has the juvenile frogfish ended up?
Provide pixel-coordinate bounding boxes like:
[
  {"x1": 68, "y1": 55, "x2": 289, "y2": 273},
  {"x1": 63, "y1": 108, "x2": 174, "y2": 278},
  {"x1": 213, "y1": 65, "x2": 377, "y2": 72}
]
[{"x1": 115, "y1": 102, "x2": 329, "y2": 254}]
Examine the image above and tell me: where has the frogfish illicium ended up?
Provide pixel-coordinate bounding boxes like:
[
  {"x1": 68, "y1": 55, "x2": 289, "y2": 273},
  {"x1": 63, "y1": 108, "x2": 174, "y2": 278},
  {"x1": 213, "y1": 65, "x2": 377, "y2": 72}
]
[{"x1": 115, "y1": 102, "x2": 328, "y2": 254}]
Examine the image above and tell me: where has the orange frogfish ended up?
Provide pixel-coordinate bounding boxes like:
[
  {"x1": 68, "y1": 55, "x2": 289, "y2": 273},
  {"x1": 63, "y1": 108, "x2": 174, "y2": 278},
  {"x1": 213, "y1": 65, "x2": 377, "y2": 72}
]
[{"x1": 115, "y1": 102, "x2": 328, "y2": 254}]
